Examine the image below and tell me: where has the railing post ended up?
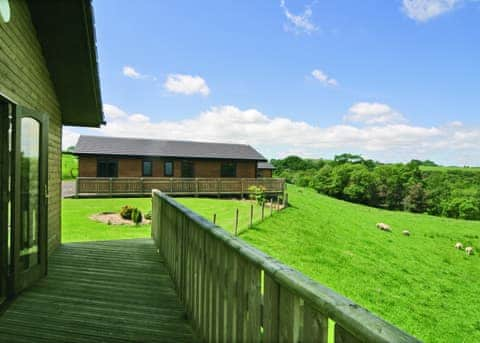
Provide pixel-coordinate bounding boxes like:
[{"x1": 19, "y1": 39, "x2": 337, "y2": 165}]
[
  {"x1": 109, "y1": 178, "x2": 113, "y2": 197},
  {"x1": 195, "y1": 178, "x2": 199, "y2": 197},
  {"x1": 241, "y1": 178, "x2": 244, "y2": 199},
  {"x1": 170, "y1": 177, "x2": 173, "y2": 193},
  {"x1": 140, "y1": 177, "x2": 144, "y2": 195},
  {"x1": 217, "y1": 178, "x2": 221, "y2": 198}
]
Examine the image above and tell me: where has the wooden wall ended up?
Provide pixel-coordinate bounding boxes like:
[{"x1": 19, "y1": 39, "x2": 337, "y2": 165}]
[
  {"x1": 0, "y1": 1, "x2": 62, "y2": 254},
  {"x1": 258, "y1": 169, "x2": 273, "y2": 178},
  {"x1": 78, "y1": 156, "x2": 259, "y2": 178}
]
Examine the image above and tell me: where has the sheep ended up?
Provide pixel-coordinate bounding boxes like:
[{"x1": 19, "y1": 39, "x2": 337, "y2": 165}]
[
  {"x1": 455, "y1": 242, "x2": 464, "y2": 250},
  {"x1": 376, "y1": 223, "x2": 392, "y2": 232},
  {"x1": 465, "y1": 247, "x2": 474, "y2": 255},
  {"x1": 402, "y1": 230, "x2": 411, "y2": 236}
]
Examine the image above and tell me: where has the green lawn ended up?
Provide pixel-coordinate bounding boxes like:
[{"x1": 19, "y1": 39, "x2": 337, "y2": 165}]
[
  {"x1": 240, "y1": 185, "x2": 480, "y2": 342},
  {"x1": 62, "y1": 196, "x2": 264, "y2": 243},
  {"x1": 62, "y1": 153, "x2": 78, "y2": 180}
]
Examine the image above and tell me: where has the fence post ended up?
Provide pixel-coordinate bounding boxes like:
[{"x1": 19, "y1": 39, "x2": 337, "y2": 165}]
[
  {"x1": 262, "y1": 202, "x2": 265, "y2": 221},
  {"x1": 217, "y1": 178, "x2": 221, "y2": 198},
  {"x1": 270, "y1": 198, "x2": 273, "y2": 217},
  {"x1": 241, "y1": 178, "x2": 244, "y2": 199},
  {"x1": 109, "y1": 178, "x2": 113, "y2": 197},
  {"x1": 75, "y1": 177, "x2": 80, "y2": 198},
  {"x1": 140, "y1": 177, "x2": 144, "y2": 195},
  {"x1": 235, "y1": 208, "x2": 239, "y2": 236},
  {"x1": 213, "y1": 213, "x2": 217, "y2": 224},
  {"x1": 250, "y1": 204, "x2": 253, "y2": 228},
  {"x1": 195, "y1": 178, "x2": 199, "y2": 197},
  {"x1": 170, "y1": 178, "x2": 173, "y2": 193}
]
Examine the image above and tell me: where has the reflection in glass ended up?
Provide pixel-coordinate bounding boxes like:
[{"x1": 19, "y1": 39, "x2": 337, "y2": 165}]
[{"x1": 19, "y1": 117, "x2": 40, "y2": 269}]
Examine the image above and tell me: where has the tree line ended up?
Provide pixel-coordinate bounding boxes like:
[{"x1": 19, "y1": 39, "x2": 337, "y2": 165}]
[{"x1": 272, "y1": 154, "x2": 480, "y2": 220}]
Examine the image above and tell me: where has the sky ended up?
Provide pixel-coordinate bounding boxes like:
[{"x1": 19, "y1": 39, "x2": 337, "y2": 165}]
[{"x1": 64, "y1": 0, "x2": 480, "y2": 166}]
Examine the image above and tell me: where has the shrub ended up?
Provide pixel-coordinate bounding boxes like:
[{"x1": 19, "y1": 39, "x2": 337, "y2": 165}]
[
  {"x1": 144, "y1": 210, "x2": 152, "y2": 220},
  {"x1": 131, "y1": 208, "x2": 143, "y2": 225},
  {"x1": 120, "y1": 205, "x2": 135, "y2": 220},
  {"x1": 249, "y1": 185, "x2": 266, "y2": 205}
]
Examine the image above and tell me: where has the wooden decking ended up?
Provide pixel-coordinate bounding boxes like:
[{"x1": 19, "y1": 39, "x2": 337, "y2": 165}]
[{"x1": 0, "y1": 239, "x2": 195, "y2": 343}]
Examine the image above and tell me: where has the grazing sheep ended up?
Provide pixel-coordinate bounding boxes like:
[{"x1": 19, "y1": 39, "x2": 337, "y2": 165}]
[
  {"x1": 376, "y1": 223, "x2": 392, "y2": 232},
  {"x1": 465, "y1": 247, "x2": 474, "y2": 255},
  {"x1": 402, "y1": 230, "x2": 410, "y2": 236},
  {"x1": 455, "y1": 242, "x2": 464, "y2": 250}
]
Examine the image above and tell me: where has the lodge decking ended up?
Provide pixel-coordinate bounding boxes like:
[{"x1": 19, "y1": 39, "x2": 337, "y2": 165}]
[{"x1": 0, "y1": 239, "x2": 195, "y2": 343}]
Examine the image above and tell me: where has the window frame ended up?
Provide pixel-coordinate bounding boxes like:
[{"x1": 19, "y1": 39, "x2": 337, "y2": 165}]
[
  {"x1": 97, "y1": 158, "x2": 118, "y2": 178},
  {"x1": 221, "y1": 160, "x2": 237, "y2": 178},
  {"x1": 142, "y1": 159, "x2": 153, "y2": 177},
  {"x1": 163, "y1": 160, "x2": 174, "y2": 177},
  {"x1": 181, "y1": 160, "x2": 195, "y2": 178}
]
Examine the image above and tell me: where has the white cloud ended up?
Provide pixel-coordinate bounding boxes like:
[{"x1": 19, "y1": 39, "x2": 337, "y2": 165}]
[
  {"x1": 280, "y1": 0, "x2": 318, "y2": 34},
  {"x1": 103, "y1": 104, "x2": 127, "y2": 120},
  {"x1": 62, "y1": 128, "x2": 80, "y2": 150},
  {"x1": 164, "y1": 74, "x2": 210, "y2": 96},
  {"x1": 311, "y1": 69, "x2": 338, "y2": 87},
  {"x1": 344, "y1": 102, "x2": 407, "y2": 125},
  {"x1": 122, "y1": 66, "x2": 156, "y2": 80},
  {"x1": 402, "y1": 0, "x2": 460, "y2": 21},
  {"x1": 64, "y1": 103, "x2": 480, "y2": 166}
]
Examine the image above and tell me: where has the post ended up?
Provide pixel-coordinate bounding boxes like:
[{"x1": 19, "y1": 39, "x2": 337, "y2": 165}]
[
  {"x1": 109, "y1": 178, "x2": 113, "y2": 197},
  {"x1": 213, "y1": 213, "x2": 216, "y2": 224},
  {"x1": 235, "y1": 208, "x2": 239, "y2": 236},
  {"x1": 270, "y1": 198, "x2": 273, "y2": 217},
  {"x1": 241, "y1": 178, "x2": 244, "y2": 199},
  {"x1": 75, "y1": 177, "x2": 79, "y2": 198},
  {"x1": 170, "y1": 178, "x2": 173, "y2": 193},
  {"x1": 217, "y1": 178, "x2": 221, "y2": 198},
  {"x1": 140, "y1": 177, "x2": 144, "y2": 195},
  {"x1": 250, "y1": 204, "x2": 253, "y2": 229},
  {"x1": 195, "y1": 178, "x2": 199, "y2": 197},
  {"x1": 262, "y1": 202, "x2": 265, "y2": 221},
  {"x1": 276, "y1": 197, "x2": 280, "y2": 212}
]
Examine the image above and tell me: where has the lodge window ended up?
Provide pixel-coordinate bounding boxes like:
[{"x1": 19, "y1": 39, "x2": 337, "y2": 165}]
[
  {"x1": 221, "y1": 161, "x2": 237, "y2": 177},
  {"x1": 164, "y1": 160, "x2": 174, "y2": 177},
  {"x1": 97, "y1": 159, "x2": 118, "y2": 177},
  {"x1": 181, "y1": 160, "x2": 194, "y2": 178},
  {"x1": 142, "y1": 160, "x2": 153, "y2": 177}
]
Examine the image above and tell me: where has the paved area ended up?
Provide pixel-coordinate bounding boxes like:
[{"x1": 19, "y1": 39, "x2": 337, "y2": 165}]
[{"x1": 62, "y1": 180, "x2": 76, "y2": 198}]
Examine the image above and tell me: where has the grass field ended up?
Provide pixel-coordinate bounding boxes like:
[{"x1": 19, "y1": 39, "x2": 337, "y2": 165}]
[
  {"x1": 62, "y1": 196, "x2": 263, "y2": 243},
  {"x1": 420, "y1": 165, "x2": 480, "y2": 172},
  {"x1": 240, "y1": 185, "x2": 480, "y2": 342},
  {"x1": 62, "y1": 153, "x2": 78, "y2": 180}
]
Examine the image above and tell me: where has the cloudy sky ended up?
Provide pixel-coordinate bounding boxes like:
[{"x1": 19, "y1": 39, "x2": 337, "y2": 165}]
[{"x1": 65, "y1": 0, "x2": 480, "y2": 165}]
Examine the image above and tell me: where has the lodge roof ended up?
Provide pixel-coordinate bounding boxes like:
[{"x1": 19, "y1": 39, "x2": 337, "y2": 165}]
[{"x1": 74, "y1": 135, "x2": 267, "y2": 161}]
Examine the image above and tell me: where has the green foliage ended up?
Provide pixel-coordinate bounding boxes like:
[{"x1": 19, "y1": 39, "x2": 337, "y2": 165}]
[
  {"x1": 248, "y1": 185, "x2": 266, "y2": 205},
  {"x1": 273, "y1": 154, "x2": 480, "y2": 221},
  {"x1": 131, "y1": 208, "x2": 143, "y2": 225},
  {"x1": 61, "y1": 153, "x2": 78, "y2": 180},
  {"x1": 241, "y1": 185, "x2": 480, "y2": 342},
  {"x1": 120, "y1": 205, "x2": 135, "y2": 220}
]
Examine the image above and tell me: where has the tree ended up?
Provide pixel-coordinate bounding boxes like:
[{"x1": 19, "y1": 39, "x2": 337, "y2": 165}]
[{"x1": 403, "y1": 183, "x2": 427, "y2": 213}]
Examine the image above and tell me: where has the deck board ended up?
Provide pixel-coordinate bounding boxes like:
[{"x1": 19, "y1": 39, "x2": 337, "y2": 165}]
[{"x1": 0, "y1": 239, "x2": 195, "y2": 342}]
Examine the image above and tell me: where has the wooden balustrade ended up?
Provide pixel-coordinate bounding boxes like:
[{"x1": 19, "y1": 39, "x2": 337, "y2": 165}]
[
  {"x1": 75, "y1": 177, "x2": 285, "y2": 197},
  {"x1": 151, "y1": 190, "x2": 420, "y2": 343}
]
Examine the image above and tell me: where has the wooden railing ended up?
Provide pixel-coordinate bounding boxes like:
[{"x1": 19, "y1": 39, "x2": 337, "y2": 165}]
[
  {"x1": 76, "y1": 177, "x2": 285, "y2": 197},
  {"x1": 152, "y1": 190, "x2": 420, "y2": 343}
]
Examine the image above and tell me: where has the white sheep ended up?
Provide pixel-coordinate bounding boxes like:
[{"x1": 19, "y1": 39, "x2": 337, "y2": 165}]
[
  {"x1": 376, "y1": 223, "x2": 392, "y2": 232},
  {"x1": 455, "y1": 242, "x2": 464, "y2": 250},
  {"x1": 465, "y1": 247, "x2": 474, "y2": 255},
  {"x1": 402, "y1": 230, "x2": 410, "y2": 236}
]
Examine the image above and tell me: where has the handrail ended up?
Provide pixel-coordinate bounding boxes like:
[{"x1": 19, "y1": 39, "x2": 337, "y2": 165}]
[{"x1": 152, "y1": 190, "x2": 420, "y2": 343}]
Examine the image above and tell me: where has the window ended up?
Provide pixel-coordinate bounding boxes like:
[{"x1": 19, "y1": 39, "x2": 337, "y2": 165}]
[
  {"x1": 181, "y1": 160, "x2": 194, "y2": 178},
  {"x1": 164, "y1": 161, "x2": 174, "y2": 177},
  {"x1": 142, "y1": 160, "x2": 152, "y2": 177},
  {"x1": 97, "y1": 159, "x2": 118, "y2": 177},
  {"x1": 221, "y1": 161, "x2": 237, "y2": 177}
]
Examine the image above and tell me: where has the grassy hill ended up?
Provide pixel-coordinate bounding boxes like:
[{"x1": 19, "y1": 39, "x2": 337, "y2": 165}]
[
  {"x1": 240, "y1": 185, "x2": 480, "y2": 342},
  {"x1": 420, "y1": 165, "x2": 480, "y2": 173}
]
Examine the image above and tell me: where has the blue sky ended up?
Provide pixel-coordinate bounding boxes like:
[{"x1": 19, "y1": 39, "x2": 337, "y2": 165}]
[{"x1": 64, "y1": 0, "x2": 480, "y2": 165}]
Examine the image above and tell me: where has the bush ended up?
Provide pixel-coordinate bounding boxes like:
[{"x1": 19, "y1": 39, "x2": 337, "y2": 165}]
[
  {"x1": 131, "y1": 208, "x2": 143, "y2": 225},
  {"x1": 249, "y1": 185, "x2": 266, "y2": 205},
  {"x1": 144, "y1": 210, "x2": 152, "y2": 220},
  {"x1": 120, "y1": 205, "x2": 135, "y2": 220}
]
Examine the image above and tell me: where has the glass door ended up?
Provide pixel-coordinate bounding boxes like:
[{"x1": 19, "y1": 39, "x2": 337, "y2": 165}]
[{"x1": 11, "y1": 106, "x2": 48, "y2": 294}]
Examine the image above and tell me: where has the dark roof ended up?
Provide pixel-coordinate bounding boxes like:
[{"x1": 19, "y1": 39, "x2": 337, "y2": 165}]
[
  {"x1": 257, "y1": 162, "x2": 275, "y2": 170},
  {"x1": 74, "y1": 136, "x2": 267, "y2": 161},
  {"x1": 28, "y1": 0, "x2": 104, "y2": 127}
]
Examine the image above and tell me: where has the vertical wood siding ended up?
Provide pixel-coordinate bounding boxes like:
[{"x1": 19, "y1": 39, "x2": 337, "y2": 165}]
[{"x1": 0, "y1": 0, "x2": 62, "y2": 254}]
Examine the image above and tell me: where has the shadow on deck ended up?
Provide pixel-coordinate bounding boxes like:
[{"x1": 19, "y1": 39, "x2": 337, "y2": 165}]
[{"x1": 0, "y1": 239, "x2": 195, "y2": 343}]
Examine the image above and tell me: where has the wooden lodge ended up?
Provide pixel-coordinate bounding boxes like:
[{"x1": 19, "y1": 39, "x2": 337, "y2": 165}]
[
  {"x1": 0, "y1": 1, "x2": 420, "y2": 342},
  {"x1": 73, "y1": 135, "x2": 284, "y2": 197}
]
